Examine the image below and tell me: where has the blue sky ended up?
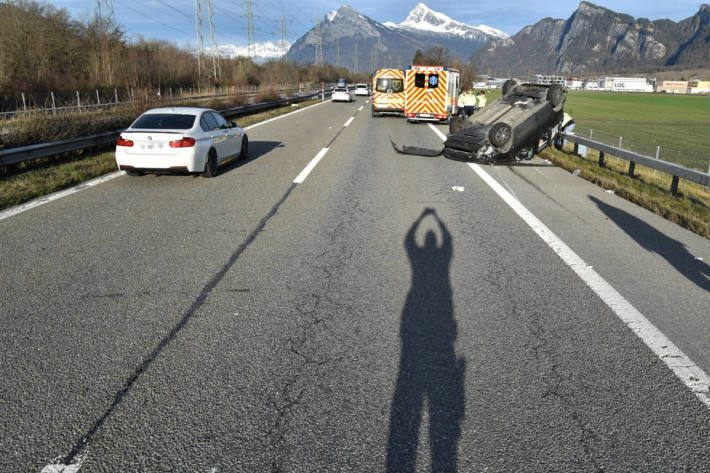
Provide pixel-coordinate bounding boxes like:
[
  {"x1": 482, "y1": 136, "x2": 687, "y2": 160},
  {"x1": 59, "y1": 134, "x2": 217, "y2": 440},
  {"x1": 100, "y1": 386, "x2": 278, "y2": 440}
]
[{"x1": 52, "y1": 0, "x2": 706, "y2": 48}]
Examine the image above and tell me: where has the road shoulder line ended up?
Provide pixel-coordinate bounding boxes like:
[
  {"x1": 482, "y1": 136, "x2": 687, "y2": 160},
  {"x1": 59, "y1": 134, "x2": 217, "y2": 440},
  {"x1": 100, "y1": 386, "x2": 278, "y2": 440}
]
[
  {"x1": 0, "y1": 171, "x2": 125, "y2": 222},
  {"x1": 427, "y1": 123, "x2": 710, "y2": 408}
]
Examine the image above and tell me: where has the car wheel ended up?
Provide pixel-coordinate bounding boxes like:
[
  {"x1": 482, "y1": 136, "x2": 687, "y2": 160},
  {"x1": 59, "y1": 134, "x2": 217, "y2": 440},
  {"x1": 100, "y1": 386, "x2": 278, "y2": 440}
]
[
  {"x1": 502, "y1": 79, "x2": 517, "y2": 96},
  {"x1": 547, "y1": 84, "x2": 564, "y2": 111},
  {"x1": 240, "y1": 135, "x2": 248, "y2": 160},
  {"x1": 201, "y1": 149, "x2": 218, "y2": 178},
  {"x1": 489, "y1": 122, "x2": 513, "y2": 148}
]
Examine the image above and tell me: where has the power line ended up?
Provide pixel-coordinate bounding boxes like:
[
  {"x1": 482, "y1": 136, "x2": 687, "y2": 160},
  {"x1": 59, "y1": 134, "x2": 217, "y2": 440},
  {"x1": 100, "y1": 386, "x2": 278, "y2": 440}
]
[
  {"x1": 154, "y1": 0, "x2": 193, "y2": 21},
  {"x1": 113, "y1": 0, "x2": 194, "y2": 37}
]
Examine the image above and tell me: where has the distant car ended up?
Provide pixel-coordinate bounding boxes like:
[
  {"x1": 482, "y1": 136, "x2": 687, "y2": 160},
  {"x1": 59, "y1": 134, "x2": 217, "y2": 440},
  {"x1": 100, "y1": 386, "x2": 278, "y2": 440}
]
[
  {"x1": 444, "y1": 80, "x2": 565, "y2": 162},
  {"x1": 332, "y1": 87, "x2": 353, "y2": 102},
  {"x1": 115, "y1": 107, "x2": 248, "y2": 177},
  {"x1": 354, "y1": 83, "x2": 370, "y2": 96}
]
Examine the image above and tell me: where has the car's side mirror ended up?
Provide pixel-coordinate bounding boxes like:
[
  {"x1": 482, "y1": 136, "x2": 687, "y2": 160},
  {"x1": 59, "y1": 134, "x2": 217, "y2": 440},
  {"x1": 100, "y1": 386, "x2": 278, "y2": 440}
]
[{"x1": 229, "y1": 121, "x2": 238, "y2": 128}]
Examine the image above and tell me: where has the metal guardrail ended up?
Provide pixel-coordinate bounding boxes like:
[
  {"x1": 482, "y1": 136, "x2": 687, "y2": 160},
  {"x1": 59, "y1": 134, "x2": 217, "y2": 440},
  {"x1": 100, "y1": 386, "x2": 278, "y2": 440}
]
[
  {"x1": 563, "y1": 133, "x2": 710, "y2": 195},
  {"x1": 0, "y1": 91, "x2": 328, "y2": 168}
]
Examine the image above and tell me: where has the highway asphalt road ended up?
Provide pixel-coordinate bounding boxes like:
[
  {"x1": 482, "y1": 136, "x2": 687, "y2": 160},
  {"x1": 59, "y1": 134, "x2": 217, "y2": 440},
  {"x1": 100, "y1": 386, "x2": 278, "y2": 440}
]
[{"x1": 2, "y1": 97, "x2": 710, "y2": 472}]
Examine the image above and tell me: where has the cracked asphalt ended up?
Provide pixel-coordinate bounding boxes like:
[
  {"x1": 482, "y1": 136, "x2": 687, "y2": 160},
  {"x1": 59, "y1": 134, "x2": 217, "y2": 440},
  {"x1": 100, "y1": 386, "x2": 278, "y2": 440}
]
[{"x1": 2, "y1": 97, "x2": 710, "y2": 472}]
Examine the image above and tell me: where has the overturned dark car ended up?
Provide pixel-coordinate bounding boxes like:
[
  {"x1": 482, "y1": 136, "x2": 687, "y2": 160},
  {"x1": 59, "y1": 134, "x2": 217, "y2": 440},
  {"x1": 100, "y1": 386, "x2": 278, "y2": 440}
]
[{"x1": 392, "y1": 80, "x2": 566, "y2": 163}]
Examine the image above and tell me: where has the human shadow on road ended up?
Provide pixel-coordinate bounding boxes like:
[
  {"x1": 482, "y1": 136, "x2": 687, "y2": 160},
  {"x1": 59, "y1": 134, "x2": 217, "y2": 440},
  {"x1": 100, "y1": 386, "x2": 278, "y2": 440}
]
[
  {"x1": 387, "y1": 208, "x2": 466, "y2": 473},
  {"x1": 591, "y1": 196, "x2": 710, "y2": 292}
]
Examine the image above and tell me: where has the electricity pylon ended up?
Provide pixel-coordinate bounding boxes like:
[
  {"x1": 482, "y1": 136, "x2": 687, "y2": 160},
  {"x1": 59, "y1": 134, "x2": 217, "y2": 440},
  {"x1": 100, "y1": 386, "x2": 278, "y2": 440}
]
[
  {"x1": 313, "y1": 20, "x2": 323, "y2": 66},
  {"x1": 206, "y1": 0, "x2": 221, "y2": 82},
  {"x1": 194, "y1": 0, "x2": 205, "y2": 79},
  {"x1": 245, "y1": 0, "x2": 256, "y2": 59}
]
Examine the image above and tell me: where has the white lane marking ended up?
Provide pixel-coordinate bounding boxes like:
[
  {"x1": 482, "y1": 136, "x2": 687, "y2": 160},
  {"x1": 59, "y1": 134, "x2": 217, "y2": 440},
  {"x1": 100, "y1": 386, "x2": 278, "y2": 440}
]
[
  {"x1": 428, "y1": 124, "x2": 710, "y2": 409},
  {"x1": 0, "y1": 171, "x2": 124, "y2": 222},
  {"x1": 244, "y1": 99, "x2": 329, "y2": 130},
  {"x1": 358, "y1": 106, "x2": 364, "y2": 111},
  {"x1": 428, "y1": 123, "x2": 447, "y2": 141},
  {"x1": 293, "y1": 148, "x2": 329, "y2": 184},
  {"x1": 469, "y1": 162, "x2": 710, "y2": 408},
  {"x1": 41, "y1": 451, "x2": 87, "y2": 473},
  {"x1": 344, "y1": 117, "x2": 354, "y2": 127}
]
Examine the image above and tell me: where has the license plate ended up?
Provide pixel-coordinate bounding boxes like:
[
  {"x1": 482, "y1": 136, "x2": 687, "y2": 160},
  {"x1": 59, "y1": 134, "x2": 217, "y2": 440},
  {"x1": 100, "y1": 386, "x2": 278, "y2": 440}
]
[{"x1": 419, "y1": 113, "x2": 433, "y2": 118}]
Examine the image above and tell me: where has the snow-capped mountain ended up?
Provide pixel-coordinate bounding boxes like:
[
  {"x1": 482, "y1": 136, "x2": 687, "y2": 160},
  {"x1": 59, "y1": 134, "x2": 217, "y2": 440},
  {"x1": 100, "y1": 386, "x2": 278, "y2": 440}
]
[
  {"x1": 215, "y1": 41, "x2": 291, "y2": 63},
  {"x1": 384, "y1": 3, "x2": 508, "y2": 41},
  {"x1": 286, "y1": 4, "x2": 506, "y2": 71}
]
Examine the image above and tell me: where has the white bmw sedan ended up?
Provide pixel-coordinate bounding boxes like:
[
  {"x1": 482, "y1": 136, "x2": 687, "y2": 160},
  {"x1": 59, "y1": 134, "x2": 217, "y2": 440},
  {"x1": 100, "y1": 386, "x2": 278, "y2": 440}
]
[{"x1": 115, "y1": 107, "x2": 248, "y2": 177}]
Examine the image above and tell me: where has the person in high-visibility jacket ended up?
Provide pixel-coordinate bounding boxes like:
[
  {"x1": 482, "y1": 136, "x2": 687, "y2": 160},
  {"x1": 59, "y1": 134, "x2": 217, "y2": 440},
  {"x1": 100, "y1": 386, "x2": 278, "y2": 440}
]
[
  {"x1": 475, "y1": 91, "x2": 487, "y2": 108},
  {"x1": 458, "y1": 90, "x2": 477, "y2": 117},
  {"x1": 555, "y1": 112, "x2": 575, "y2": 149}
]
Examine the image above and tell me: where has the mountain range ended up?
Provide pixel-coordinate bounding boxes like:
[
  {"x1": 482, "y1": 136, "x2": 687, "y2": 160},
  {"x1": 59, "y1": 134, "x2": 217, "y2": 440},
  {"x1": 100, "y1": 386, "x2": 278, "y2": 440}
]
[
  {"x1": 285, "y1": 4, "x2": 506, "y2": 71},
  {"x1": 281, "y1": 2, "x2": 710, "y2": 76},
  {"x1": 470, "y1": 1, "x2": 710, "y2": 76}
]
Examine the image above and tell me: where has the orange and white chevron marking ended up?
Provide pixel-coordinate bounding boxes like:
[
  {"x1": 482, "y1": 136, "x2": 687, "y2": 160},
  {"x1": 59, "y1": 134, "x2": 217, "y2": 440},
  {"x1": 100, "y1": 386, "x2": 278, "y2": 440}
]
[
  {"x1": 404, "y1": 66, "x2": 454, "y2": 120},
  {"x1": 372, "y1": 69, "x2": 406, "y2": 112}
]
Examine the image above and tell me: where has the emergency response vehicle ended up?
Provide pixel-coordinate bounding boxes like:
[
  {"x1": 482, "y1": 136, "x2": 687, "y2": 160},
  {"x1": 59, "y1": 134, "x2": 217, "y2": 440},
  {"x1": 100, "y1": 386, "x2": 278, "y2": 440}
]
[
  {"x1": 404, "y1": 65, "x2": 460, "y2": 122},
  {"x1": 371, "y1": 68, "x2": 406, "y2": 116}
]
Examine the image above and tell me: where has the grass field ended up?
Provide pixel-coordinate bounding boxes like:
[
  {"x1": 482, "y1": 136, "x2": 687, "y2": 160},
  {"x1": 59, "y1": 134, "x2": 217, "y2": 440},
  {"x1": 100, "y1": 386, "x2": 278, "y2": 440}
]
[{"x1": 564, "y1": 91, "x2": 710, "y2": 172}]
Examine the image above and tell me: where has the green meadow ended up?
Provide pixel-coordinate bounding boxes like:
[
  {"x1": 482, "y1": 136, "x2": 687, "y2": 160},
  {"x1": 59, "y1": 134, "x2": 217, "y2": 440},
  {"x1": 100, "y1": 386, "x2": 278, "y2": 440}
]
[{"x1": 564, "y1": 91, "x2": 710, "y2": 172}]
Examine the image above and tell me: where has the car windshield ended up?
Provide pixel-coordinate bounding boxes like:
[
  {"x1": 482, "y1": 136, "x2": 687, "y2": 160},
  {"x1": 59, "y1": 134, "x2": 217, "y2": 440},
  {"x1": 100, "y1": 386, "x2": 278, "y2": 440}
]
[
  {"x1": 376, "y1": 78, "x2": 404, "y2": 93},
  {"x1": 334, "y1": 88, "x2": 348, "y2": 93},
  {"x1": 131, "y1": 113, "x2": 196, "y2": 130},
  {"x1": 356, "y1": 84, "x2": 367, "y2": 88}
]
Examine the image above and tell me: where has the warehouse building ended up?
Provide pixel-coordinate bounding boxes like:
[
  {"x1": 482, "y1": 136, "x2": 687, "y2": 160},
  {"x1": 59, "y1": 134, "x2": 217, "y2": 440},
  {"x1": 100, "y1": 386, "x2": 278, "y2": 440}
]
[
  {"x1": 689, "y1": 81, "x2": 710, "y2": 94},
  {"x1": 532, "y1": 74, "x2": 566, "y2": 85},
  {"x1": 566, "y1": 78, "x2": 583, "y2": 89},
  {"x1": 658, "y1": 80, "x2": 689, "y2": 93},
  {"x1": 598, "y1": 77, "x2": 654, "y2": 92}
]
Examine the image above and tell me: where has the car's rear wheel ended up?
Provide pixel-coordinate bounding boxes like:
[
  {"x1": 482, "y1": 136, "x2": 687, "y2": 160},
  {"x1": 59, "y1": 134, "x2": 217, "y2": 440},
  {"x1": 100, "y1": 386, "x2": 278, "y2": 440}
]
[
  {"x1": 547, "y1": 84, "x2": 564, "y2": 111},
  {"x1": 502, "y1": 79, "x2": 517, "y2": 96},
  {"x1": 240, "y1": 136, "x2": 248, "y2": 160},
  {"x1": 489, "y1": 122, "x2": 513, "y2": 148},
  {"x1": 201, "y1": 149, "x2": 218, "y2": 178}
]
